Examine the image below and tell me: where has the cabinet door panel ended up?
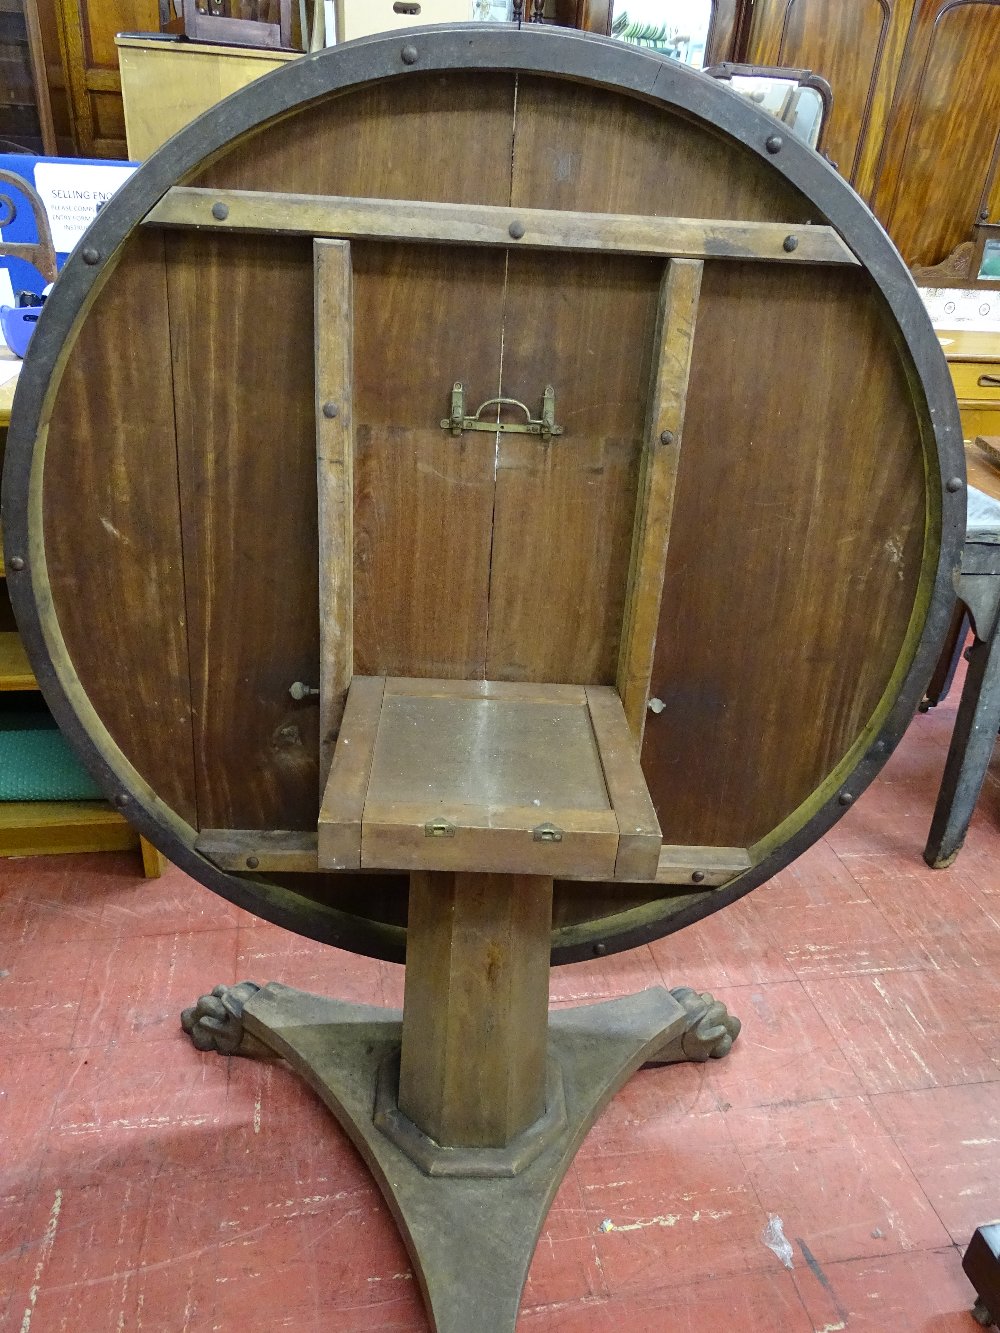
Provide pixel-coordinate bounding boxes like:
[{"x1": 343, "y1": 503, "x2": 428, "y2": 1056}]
[
  {"x1": 55, "y1": 0, "x2": 158, "y2": 155},
  {"x1": 745, "y1": 0, "x2": 915, "y2": 194},
  {"x1": 873, "y1": 0, "x2": 1000, "y2": 266}
]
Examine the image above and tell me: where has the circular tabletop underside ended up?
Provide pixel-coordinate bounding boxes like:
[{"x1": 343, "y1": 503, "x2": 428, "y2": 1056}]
[{"x1": 1, "y1": 25, "x2": 965, "y2": 962}]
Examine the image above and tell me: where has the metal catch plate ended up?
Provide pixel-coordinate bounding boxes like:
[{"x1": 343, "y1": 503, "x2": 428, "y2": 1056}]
[
  {"x1": 532, "y1": 822, "x2": 564, "y2": 843},
  {"x1": 441, "y1": 383, "x2": 564, "y2": 442},
  {"x1": 424, "y1": 817, "x2": 456, "y2": 838}
]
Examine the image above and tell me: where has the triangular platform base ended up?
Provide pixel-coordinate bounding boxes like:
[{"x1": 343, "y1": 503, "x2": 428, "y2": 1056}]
[{"x1": 181, "y1": 981, "x2": 740, "y2": 1333}]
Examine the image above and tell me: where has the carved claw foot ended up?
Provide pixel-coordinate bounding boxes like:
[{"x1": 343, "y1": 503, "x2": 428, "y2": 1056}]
[
  {"x1": 644, "y1": 987, "x2": 741, "y2": 1067},
  {"x1": 180, "y1": 980, "x2": 274, "y2": 1059}
]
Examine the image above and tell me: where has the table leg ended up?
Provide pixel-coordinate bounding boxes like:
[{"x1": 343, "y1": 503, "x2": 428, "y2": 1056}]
[{"x1": 925, "y1": 618, "x2": 1000, "y2": 868}]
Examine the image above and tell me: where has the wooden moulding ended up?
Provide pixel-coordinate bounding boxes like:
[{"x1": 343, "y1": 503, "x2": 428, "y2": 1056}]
[
  {"x1": 314, "y1": 238, "x2": 355, "y2": 787},
  {"x1": 655, "y1": 844, "x2": 751, "y2": 887},
  {"x1": 315, "y1": 674, "x2": 384, "y2": 869},
  {"x1": 143, "y1": 187, "x2": 859, "y2": 267},
  {"x1": 194, "y1": 828, "x2": 753, "y2": 887},
  {"x1": 194, "y1": 828, "x2": 321, "y2": 873},
  {"x1": 617, "y1": 257, "x2": 703, "y2": 744}
]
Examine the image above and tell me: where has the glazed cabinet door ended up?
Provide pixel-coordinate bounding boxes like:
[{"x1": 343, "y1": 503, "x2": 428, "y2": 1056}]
[
  {"x1": 743, "y1": 0, "x2": 916, "y2": 194},
  {"x1": 870, "y1": 0, "x2": 1000, "y2": 267}
]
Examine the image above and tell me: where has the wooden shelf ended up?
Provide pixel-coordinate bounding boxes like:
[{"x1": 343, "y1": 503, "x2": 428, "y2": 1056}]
[
  {"x1": 0, "y1": 800, "x2": 139, "y2": 857},
  {"x1": 0, "y1": 631, "x2": 38, "y2": 690}
]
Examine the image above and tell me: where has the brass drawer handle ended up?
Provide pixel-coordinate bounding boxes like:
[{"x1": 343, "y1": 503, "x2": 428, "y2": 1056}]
[{"x1": 978, "y1": 374, "x2": 1000, "y2": 388}]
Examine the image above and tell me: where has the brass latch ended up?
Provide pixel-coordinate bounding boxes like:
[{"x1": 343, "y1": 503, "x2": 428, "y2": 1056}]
[
  {"x1": 441, "y1": 383, "x2": 564, "y2": 442},
  {"x1": 424, "y1": 817, "x2": 456, "y2": 838},
  {"x1": 532, "y1": 822, "x2": 564, "y2": 843}
]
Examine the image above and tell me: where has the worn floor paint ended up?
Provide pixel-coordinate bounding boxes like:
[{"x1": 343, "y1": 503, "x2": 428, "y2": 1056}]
[{"x1": 1, "y1": 664, "x2": 999, "y2": 1331}]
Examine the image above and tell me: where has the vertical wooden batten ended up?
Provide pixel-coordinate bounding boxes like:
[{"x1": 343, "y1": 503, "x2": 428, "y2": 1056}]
[
  {"x1": 314, "y1": 239, "x2": 355, "y2": 786},
  {"x1": 617, "y1": 257, "x2": 703, "y2": 743}
]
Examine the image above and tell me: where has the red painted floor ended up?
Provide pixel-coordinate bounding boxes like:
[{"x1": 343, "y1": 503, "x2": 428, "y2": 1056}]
[{"x1": 3, "y1": 686, "x2": 1000, "y2": 1331}]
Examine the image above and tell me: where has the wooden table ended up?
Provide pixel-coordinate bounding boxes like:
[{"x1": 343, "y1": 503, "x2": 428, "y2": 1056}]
[{"x1": 924, "y1": 442, "x2": 1000, "y2": 866}]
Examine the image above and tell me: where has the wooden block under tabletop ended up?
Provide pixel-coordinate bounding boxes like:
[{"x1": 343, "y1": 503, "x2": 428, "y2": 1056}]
[{"x1": 317, "y1": 676, "x2": 663, "y2": 880}]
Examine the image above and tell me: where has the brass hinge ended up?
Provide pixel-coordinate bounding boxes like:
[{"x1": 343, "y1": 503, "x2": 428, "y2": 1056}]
[{"x1": 441, "y1": 383, "x2": 564, "y2": 442}]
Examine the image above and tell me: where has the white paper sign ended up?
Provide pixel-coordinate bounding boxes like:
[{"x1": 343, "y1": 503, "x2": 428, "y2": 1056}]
[
  {"x1": 0, "y1": 263, "x2": 15, "y2": 347},
  {"x1": 33, "y1": 163, "x2": 137, "y2": 254},
  {"x1": 921, "y1": 286, "x2": 1000, "y2": 332}
]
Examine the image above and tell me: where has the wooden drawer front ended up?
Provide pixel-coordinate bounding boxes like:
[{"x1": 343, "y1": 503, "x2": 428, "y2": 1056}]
[
  {"x1": 960, "y1": 403, "x2": 1000, "y2": 442},
  {"x1": 951, "y1": 361, "x2": 1000, "y2": 401}
]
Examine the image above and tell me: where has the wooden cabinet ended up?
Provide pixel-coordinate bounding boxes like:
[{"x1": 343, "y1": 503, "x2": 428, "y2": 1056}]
[
  {"x1": 745, "y1": 0, "x2": 1000, "y2": 268},
  {"x1": 743, "y1": 0, "x2": 913, "y2": 195},
  {"x1": 871, "y1": 0, "x2": 1000, "y2": 267},
  {"x1": 54, "y1": 0, "x2": 158, "y2": 157}
]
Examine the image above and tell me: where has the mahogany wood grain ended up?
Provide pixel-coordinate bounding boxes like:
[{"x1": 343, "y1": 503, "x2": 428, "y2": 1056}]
[
  {"x1": 744, "y1": 0, "x2": 915, "y2": 194},
  {"x1": 167, "y1": 231, "x2": 320, "y2": 831},
  {"x1": 872, "y1": 0, "x2": 1000, "y2": 266},
  {"x1": 644, "y1": 261, "x2": 925, "y2": 848},
  {"x1": 42, "y1": 231, "x2": 197, "y2": 823},
  {"x1": 350, "y1": 242, "x2": 502, "y2": 679},
  {"x1": 509, "y1": 75, "x2": 814, "y2": 227},
  {"x1": 485, "y1": 248, "x2": 658, "y2": 684},
  {"x1": 192, "y1": 72, "x2": 518, "y2": 207},
  {"x1": 196, "y1": 828, "x2": 321, "y2": 873}
]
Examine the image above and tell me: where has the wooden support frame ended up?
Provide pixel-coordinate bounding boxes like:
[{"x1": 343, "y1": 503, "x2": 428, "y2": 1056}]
[
  {"x1": 144, "y1": 188, "x2": 859, "y2": 267},
  {"x1": 617, "y1": 258, "x2": 703, "y2": 743},
  {"x1": 315, "y1": 674, "x2": 384, "y2": 870},
  {"x1": 315, "y1": 239, "x2": 355, "y2": 786},
  {"x1": 196, "y1": 825, "x2": 752, "y2": 886}
]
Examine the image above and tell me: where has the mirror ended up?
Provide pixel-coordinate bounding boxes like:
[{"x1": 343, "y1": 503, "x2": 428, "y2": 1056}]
[{"x1": 705, "y1": 64, "x2": 832, "y2": 152}]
